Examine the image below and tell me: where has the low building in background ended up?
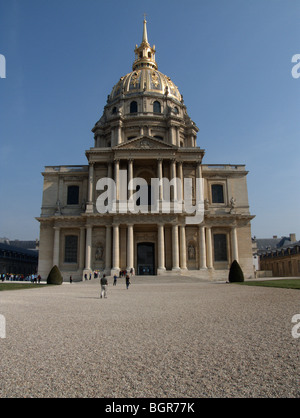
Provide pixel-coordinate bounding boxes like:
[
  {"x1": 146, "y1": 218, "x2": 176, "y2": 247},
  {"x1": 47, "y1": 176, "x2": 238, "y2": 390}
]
[{"x1": 254, "y1": 233, "x2": 300, "y2": 277}]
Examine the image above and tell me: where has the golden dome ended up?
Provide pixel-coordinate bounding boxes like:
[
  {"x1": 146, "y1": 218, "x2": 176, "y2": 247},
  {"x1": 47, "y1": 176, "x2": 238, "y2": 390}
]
[
  {"x1": 109, "y1": 69, "x2": 182, "y2": 102},
  {"x1": 108, "y1": 18, "x2": 182, "y2": 103}
]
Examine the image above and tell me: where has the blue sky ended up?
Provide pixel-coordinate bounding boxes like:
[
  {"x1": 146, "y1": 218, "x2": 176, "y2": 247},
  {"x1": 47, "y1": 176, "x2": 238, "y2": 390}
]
[{"x1": 0, "y1": 0, "x2": 299, "y2": 240}]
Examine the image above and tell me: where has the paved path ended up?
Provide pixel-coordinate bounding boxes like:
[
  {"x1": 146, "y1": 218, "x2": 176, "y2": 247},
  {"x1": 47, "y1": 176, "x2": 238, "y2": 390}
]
[{"x1": 0, "y1": 276, "x2": 299, "y2": 398}]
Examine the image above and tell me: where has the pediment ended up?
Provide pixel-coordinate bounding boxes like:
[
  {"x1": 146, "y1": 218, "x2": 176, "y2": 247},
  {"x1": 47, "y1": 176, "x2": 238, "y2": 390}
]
[{"x1": 113, "y1": 136, "x2": 177, "y2": 150}]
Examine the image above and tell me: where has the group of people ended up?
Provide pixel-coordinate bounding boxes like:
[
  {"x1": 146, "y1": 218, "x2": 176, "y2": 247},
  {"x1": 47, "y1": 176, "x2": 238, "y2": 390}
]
[
  {"x1": 84, "y1": 270, "x2": 102, "y2": 280},
  {"x1": 100, "y1": 268, "x2": 134, "y2": 299},
  {"x1": 1, "y1": 273, "x2": 41, "y2": 283}
]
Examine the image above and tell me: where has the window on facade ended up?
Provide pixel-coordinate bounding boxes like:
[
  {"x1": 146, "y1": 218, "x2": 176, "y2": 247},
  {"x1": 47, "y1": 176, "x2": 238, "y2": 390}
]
[
  {"x1": 154, "y1": 135, "x2": 163, "y2": 140},
  {"x1": 214, "y1": 234, "x2": 228, "y2": 262},
  {"x1": 153, "y1": 101, "x2": 161, "y2": 113},
  {"x1": 67, "y1": 185, "x2": 79, "y2": 205},
  {"x1": 130, "y1": 101, "x2": 138, "y2": 113},
  {"x1": 211, "y1": 184, "x2": 224, "y2": 204},
  {"x1": 64, "y1": 235, "x2": 78, "y2": 263}
]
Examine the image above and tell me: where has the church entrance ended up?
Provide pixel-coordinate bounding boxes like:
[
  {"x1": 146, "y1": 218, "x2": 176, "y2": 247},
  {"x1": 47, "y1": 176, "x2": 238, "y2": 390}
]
[{"x1": 137, "y1": 243, "x2": 155, "y2": 275}]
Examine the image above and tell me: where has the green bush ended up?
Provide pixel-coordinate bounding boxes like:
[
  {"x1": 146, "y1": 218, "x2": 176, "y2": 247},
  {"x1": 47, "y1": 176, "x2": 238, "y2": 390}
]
[
  {"x1": 47, "y1": 265, "x2": 63, "y2": 285},
  {"x1": 228, "y1": 260, "x2": 244, "y2": 282}
]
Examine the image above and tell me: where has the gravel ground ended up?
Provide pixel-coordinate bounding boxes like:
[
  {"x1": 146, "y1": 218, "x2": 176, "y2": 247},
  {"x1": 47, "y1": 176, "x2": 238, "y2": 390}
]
[{"x1": 0, "y1": 276, "x2": 299, "y2": 398}]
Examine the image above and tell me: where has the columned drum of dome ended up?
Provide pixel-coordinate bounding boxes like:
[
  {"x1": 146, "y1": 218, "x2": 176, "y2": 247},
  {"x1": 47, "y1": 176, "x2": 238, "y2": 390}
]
[{"x1": 37, "y1": 19, "x2": 254, "y2": 282}]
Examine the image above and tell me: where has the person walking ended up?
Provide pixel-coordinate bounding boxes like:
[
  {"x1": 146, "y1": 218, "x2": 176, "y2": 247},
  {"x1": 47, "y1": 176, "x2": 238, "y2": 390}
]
[
  {"x1": 113, "y1": 274, "x2": 117, "y2": 286},
  {"x1": 100, "y1": 274, "x2": 108, "y2": 298},
  {"x1": 125, "y1": 274, "x2": 130, "y2": 290}
]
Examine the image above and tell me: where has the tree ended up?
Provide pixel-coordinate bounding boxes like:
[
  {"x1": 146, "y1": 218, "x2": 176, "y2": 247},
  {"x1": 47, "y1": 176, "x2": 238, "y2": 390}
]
[
  {"x1": 47, "y1": 265, "x2": 63, "y2": 285},
  {"x1": 228, "y1": 260, "x2": 244, "y2": 282}
]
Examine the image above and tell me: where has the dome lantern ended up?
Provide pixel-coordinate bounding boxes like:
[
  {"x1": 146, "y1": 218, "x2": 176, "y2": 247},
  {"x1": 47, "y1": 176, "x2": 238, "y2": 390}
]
[{"x1": 133, "y1": 17, "x2": 157, "y2": 71}]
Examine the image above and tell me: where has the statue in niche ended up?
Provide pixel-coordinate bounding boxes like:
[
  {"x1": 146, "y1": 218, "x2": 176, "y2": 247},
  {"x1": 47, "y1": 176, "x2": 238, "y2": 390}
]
[
  {"x1": 95, "y1": 245, "x2": 104, "y2": 261},
  {"x1": 188, "y1": 244, "x2": 196, "y2": 260},
  {"x1": 230, "y1": 197, "x2": 236, "y2": 213},
  {"x1": 55, "y1": 199, "x2": 62, "y2": 215}
]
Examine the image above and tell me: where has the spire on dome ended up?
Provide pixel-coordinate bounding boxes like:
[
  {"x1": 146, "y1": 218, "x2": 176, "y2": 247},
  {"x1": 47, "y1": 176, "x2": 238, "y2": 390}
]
[
  {"x1": 142, "y1": 14, "x2": 148, "y2": 44},
  {"x1": 133, "y1": 16, "x2": 157, "y2": 71}
]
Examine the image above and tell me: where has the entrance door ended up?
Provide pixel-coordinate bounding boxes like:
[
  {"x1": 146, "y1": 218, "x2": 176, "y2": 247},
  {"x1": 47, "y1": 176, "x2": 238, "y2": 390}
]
[{"x1": 137, "y1": 243, "x2": 155, "y2": 275}]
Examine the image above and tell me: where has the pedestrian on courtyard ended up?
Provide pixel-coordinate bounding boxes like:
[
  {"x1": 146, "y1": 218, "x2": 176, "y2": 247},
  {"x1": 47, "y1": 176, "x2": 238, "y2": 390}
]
[
  {"x1": 100, "y1": 274, "x2": 108, "y2": 298},
  {"x1": 126, "y1": 274, "x2": 130, "y2": 290},
  {"x1": 70, "y1": 275, "x2": 73, "y2": 284},
  {"x1": 113, "y1": 274, "x2": 117, "y2": 286}
]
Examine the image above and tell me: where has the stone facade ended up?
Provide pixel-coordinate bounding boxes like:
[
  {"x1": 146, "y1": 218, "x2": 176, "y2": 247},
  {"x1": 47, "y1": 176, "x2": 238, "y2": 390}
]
[{"x1": 36, "y1": 20, "x2": 254, "y2": 281}]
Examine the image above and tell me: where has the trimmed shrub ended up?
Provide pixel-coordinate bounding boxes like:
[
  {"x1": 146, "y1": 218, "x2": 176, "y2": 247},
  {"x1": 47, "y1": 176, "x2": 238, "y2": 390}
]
[
  {"x1": 47, "y1": 265, "x2": 63, "y2": 285},
  {"x1": 228, "y1": 260, "x2": 244, "y2": 282}
]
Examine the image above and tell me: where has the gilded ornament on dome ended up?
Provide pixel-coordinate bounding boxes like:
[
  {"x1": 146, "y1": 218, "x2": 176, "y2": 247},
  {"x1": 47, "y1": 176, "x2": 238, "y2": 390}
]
[
  {"x1": 151, "y1": 71, "x2": 159, "y2": 87},
  {"x1": 130, "y1": 71, "x2": 141, "y2": 88}
]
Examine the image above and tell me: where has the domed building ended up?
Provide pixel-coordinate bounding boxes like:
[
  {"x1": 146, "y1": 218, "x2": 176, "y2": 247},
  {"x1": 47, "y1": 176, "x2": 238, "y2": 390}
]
[{"x1": 37, "y1": 19, "x2": 254, "y2": 281}]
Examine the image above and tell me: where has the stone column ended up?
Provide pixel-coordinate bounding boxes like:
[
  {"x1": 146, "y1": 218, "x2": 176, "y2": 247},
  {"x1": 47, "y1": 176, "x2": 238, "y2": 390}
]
[
  {"x1": 170, "y1": 125, "x2": 177, "y2": 146},
  {"x1": 177, "y1": 161, "x2": 183, "y2": 202},
  {"x1": 157, "y1": 158, "x2": 163, "y2": 201},
  {"x1": 112, "y1": 224, "x2": 120, "y2": 271},
  {"x1": 179, "y1": 225, "x2": 187, "y2": 270},
  {"x1": 128, "y1": 159, "x2": 133, "y2": 200},
  {"x1": 116, "y1": 123, "x2": 122, "y2": 145},
  {"x1": 231, "y1": 226, "x2": 239, "y2": 262},
  {"x1": 157, "y1": 224, "x2": 166, "y2": 272},
  {"x1": 105, "y1": 225, "x2": 112, "y2": 271},
  {"x1": 206, "y1": 226, "x2": 213, "y2": 269},
  {"x1": 85, "y1": 226, "x2": 92, "y2": 271},
  {"x1": 198, "y1": 225, "x2": 207, "y2": 269},
  {"x1": 114, "y1": 159, "x2": 120, "y2": 202},
  {"x1": 172, "y1": 224, "x2": 180, "y2": 271},
  {"x1": 127, "y1": 224, "x2": 134, "y2": 271},
  {"x1": 86, "y1": 163, "x2": 94, "y2": 213},
  {"x1": 171, "y1": 159, "x2": 177, "y2": 201},
  {"x1": 79, "y1": 227, "x2": 85, "y2": 271},
  {"x1": 53, "y1": 227, "x2": 60, "y2": 267}
]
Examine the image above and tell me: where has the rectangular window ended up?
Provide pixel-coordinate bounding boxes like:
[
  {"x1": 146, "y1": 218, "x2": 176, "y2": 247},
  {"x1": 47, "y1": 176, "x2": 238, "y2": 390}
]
[
  {"x1": 67, "y1": 186, "x2": 79, "y2": 205},
  {"x1": 214, "y1": 234, "x2": 227, "y2": 261},
  {"x1": 211, "y1": 184, "x2": 224, "y2": 203},
  {"x1": 64, "y1": 235, "x2": 78, "y2": 263}
]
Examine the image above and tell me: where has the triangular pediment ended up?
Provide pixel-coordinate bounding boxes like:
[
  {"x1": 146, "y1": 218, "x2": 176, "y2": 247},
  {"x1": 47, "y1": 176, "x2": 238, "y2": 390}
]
[{"x1": 113, "y1": 136, "x2": 177, "y2": 150}]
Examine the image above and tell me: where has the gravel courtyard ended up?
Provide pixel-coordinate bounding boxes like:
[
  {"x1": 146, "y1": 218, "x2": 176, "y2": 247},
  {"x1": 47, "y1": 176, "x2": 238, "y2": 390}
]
[{"x1": 0, "y1": 276, "x2": 299, "y2": 398}]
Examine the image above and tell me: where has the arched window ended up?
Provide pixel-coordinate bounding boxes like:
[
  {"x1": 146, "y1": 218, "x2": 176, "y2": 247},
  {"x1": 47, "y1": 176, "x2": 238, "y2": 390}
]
[
  {"x1": 130, "y1": 101, "x2": 138, "y2": 113},
  {"x1": 67, "y1": 185, "x2": 79, "y2": 205},
  {"x1": 153, "y1": 101, "x2": 161, "y2": 113},
  {"x1": 211, "y1": 184, "x2": 224, "y2": 204}
]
